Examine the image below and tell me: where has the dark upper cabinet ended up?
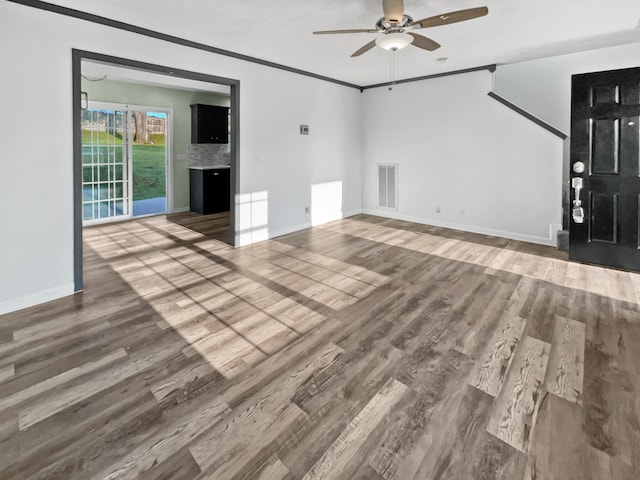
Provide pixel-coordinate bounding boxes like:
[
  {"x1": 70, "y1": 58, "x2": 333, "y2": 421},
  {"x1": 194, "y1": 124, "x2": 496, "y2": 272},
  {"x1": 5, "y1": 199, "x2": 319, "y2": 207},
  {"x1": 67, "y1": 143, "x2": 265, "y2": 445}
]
[{"x1": 190, "y1": 104, "x2": 229, "y2": 144}]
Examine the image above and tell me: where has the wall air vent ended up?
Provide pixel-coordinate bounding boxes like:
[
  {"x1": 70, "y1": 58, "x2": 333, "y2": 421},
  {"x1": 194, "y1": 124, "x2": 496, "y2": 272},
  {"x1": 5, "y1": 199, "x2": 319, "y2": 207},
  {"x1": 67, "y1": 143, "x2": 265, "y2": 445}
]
[{"x1": 378, "y1": 164, "x2": 398, "y2": 209}]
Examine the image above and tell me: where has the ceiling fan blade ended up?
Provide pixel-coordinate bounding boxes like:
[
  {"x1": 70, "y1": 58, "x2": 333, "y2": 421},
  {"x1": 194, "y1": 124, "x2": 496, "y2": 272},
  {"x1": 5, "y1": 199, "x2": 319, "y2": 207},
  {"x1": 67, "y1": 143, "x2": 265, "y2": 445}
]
[
  {"x1": 313, "y1": 28, "x2": 378, "y2": 35},
  {"x1": 408, "y1": 33, "x2": 441, "y2": 51},
  {"x1": 351, "y1": 40, "x2": 377, "y2": 57},
  {"x1": 411, "y1": 6, "x2": 488, "y2": 29},
  {"x1": 383, "y1": 0, "x2": 404, "y2": 24}
]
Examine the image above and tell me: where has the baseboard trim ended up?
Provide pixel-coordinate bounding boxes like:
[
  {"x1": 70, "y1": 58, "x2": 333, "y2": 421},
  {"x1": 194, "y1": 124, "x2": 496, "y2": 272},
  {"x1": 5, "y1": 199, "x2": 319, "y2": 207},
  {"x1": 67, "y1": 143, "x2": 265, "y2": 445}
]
[
  {"x1": 170, "y1": 207, "x2": 190, "y2": 214},
  {"x1": 238, "y1": 209, "x2": 363, "y2": 247},
  {"x1": 0, "y1": 283, "x2": 75, "y2": 316},
  {"x1": 269, "y1": 222, "x2": 312, "y2": 240},
  {"x1": 271, "y1": 209, "x2": 364, "y2": 239},
  {"x1": 311, "y1": 209, "x2": 363, "y2": 227},
  {"x1": 361, "y1": 209, "x2": 557, "y2": 247},
  {"x1": 342, "y1": 209, "x2": 363, "y2": 218}
]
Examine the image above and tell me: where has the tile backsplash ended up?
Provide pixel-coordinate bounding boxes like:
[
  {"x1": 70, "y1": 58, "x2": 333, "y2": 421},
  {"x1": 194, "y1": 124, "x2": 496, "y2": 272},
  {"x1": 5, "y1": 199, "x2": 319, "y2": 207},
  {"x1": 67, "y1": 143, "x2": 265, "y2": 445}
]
[{"x1": 187, "y1": 144, "x2": 230, "y2": 167}]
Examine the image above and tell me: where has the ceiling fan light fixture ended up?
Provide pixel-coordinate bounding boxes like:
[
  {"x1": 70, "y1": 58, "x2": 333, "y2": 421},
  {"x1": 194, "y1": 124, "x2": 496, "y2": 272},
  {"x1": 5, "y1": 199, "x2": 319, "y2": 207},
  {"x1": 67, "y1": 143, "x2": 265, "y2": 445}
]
[{"x1": 375, "y1": 32, "x2": 413, "y2": 51}]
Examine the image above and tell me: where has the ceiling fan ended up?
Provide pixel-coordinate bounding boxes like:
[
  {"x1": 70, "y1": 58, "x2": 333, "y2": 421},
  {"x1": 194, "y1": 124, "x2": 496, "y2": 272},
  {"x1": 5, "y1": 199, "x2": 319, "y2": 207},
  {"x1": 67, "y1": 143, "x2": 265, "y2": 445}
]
[{"x1": 313, "y1": 0, "x2": 488, "y2": 57}]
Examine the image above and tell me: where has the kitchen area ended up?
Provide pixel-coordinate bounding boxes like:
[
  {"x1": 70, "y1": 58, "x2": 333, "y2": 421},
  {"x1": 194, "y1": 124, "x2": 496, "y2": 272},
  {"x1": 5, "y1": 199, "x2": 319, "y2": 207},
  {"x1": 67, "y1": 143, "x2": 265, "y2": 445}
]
[{"x1": 188, "y1": 103, "x2": 231, "y2": 216}]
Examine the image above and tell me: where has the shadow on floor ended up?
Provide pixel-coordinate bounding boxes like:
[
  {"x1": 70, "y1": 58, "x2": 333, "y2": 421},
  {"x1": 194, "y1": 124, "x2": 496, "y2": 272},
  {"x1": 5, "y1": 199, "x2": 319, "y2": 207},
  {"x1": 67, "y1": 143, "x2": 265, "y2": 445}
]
[{"x1": 167, "y1": 210, "x2": 231, "y2": 245}]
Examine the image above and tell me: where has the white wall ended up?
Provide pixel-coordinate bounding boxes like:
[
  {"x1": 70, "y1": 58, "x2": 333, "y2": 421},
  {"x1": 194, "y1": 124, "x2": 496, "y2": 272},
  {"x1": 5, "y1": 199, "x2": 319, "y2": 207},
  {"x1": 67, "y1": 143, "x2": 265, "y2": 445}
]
[
  {"x1": 237, "y1": 76, "x2": 362, "y2": 245},
  {"x1": 362, "y1": 70, "x2": 564, "y2": 245},
  {"x1": 493, "y1": 42, "x2": 640, "y2": 135},
  {"x1": 0, "y1": 2, "x2": 362, "y2": 314},
  {"x1": 493, "y1": 41, "x2": 640, "y2": 224}
]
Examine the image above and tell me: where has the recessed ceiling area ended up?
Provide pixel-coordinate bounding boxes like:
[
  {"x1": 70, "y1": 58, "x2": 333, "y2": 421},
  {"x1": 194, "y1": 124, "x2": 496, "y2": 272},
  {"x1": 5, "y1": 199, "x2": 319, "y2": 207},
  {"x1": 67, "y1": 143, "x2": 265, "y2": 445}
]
[
  {"x1": 45, "y1": 0, "x2": 640, "y2": 85},
  {"x1": 81, "y1": 60, "x2": 231, "y2": 95}
]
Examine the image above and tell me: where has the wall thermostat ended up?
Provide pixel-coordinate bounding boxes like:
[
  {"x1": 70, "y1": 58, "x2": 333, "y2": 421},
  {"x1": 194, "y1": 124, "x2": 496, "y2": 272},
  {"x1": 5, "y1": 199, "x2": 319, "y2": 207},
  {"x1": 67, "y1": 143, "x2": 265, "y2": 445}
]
[{"x1": 300, "y1": 125, "x2": 309, "y2": 135}]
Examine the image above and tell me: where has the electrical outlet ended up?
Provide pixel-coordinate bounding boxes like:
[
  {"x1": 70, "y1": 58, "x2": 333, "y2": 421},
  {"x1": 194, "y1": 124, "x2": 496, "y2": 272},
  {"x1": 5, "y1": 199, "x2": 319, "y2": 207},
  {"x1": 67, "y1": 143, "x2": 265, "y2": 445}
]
[
  {"x1": 436, "y1": 205, "x2": 441, "y2": 213},
  {"x1": 459, "y1": 208, "x2": 465, "y2": 216},
  {"x1": 305, "y1": 207, "x2": 310, "y2": 214}
]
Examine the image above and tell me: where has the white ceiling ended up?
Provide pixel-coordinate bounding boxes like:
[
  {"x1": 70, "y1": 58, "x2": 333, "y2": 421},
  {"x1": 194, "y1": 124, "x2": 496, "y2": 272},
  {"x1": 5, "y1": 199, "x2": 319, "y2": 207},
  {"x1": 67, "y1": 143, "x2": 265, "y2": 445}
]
[
  {"x1": 52, "y1": 0, "x2": 640, "y2": 86},
  {"x1": 81, "y1": 60, "x2": 232, "y2": 95}
]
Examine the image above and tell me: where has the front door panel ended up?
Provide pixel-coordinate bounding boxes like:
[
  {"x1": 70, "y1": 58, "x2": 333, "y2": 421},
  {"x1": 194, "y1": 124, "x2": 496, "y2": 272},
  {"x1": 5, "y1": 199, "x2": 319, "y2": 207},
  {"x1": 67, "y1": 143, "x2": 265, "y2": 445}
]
[{"x1": 570, "y1": 67, "x2": 640, "y2": 271}]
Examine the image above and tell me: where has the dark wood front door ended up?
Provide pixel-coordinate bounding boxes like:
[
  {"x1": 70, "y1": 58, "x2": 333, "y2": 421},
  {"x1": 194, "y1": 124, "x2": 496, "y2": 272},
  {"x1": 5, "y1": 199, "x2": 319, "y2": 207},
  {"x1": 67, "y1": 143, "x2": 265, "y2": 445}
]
[{"x1": 570, "y1": 67, "x2": 640, "y2": 271}]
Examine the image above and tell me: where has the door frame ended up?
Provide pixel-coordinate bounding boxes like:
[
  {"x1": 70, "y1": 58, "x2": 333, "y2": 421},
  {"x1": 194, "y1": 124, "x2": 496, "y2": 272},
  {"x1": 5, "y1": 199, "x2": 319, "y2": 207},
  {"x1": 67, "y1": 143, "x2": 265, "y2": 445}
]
[{"x1": 73, "y1": 49, "x2": 240, "y2": 292}]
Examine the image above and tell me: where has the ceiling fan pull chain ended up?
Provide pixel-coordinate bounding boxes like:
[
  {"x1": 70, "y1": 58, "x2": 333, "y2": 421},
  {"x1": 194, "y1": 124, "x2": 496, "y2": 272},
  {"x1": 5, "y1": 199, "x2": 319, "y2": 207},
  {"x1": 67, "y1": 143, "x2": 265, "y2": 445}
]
[
  {"x1": 389, "y1": 49, "x2": 392, "y2": 88},
  {"x1": 389, "y1": 48, "x2": 396, "y2": 91}
]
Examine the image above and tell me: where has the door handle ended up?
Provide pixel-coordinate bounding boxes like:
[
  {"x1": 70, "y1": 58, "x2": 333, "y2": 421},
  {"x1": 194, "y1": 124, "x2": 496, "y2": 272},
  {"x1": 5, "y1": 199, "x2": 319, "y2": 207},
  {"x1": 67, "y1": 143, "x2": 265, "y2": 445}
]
[{"x1": 571, "y1": 177, "x2": 584, "y2": 224}]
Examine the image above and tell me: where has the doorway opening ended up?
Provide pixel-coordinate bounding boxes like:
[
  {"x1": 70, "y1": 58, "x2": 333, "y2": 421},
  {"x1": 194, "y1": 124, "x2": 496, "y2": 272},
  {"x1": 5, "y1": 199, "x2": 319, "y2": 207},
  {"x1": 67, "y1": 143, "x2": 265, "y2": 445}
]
[{"x1": 73, "y1": 50, "x2": 240, "y2": 292}]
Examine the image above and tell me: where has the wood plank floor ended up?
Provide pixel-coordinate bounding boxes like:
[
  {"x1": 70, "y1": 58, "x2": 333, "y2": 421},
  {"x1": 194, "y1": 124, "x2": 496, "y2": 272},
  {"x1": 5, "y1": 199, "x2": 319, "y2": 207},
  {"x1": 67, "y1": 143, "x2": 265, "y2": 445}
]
[{"x1": 1, "y1": 212, "x2": 639, "y2": 479}]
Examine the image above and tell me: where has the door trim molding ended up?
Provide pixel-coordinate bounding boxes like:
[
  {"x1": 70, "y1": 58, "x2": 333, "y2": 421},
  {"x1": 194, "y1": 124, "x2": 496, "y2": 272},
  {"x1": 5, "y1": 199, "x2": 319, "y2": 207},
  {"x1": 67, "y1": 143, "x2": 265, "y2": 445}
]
[{"x1": 73, "y1": 49, "x2": 241, "y2": 292}]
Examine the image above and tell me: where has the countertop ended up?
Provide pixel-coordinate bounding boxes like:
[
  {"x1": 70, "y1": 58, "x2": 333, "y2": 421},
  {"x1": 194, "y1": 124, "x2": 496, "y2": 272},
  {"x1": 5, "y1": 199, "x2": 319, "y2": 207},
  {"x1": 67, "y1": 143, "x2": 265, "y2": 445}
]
[{"x1": 188, "y1": 165, "x2": 231, "y2": 170}]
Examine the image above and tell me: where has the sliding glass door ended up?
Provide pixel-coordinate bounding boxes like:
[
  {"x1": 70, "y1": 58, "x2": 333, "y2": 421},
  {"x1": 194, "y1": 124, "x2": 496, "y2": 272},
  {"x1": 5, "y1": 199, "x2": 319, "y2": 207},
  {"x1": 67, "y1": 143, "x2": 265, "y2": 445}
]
[
  {"x1": 82, "y1": 102, "x2": 169, "y2": 225},
  {"x1": 82, "y1": 105, "x2": 131, "y2": 224}
]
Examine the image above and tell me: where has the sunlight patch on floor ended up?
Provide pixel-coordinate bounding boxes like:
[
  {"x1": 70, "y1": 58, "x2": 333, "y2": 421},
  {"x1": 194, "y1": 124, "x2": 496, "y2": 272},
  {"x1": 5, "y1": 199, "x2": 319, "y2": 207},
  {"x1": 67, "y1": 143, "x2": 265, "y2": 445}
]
[
  {"x1": 323, "y1": 217, "x2": 640, "y2": 306},
  {"x1": 87, "y1": 216, "x2": 391, "y2": 379}
]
